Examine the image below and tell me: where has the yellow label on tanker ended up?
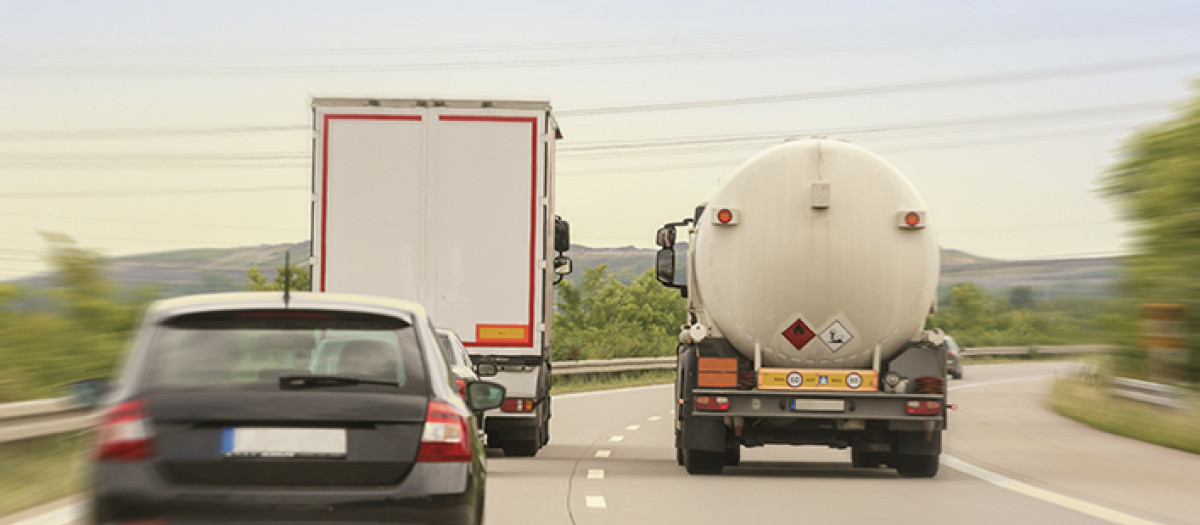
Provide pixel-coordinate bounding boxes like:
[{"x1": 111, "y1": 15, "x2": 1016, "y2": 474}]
[{"x1": 757, "y1": 368, "x2": 877, "y2": 391}]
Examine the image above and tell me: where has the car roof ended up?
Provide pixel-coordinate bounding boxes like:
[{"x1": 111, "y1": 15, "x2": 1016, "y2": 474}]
[{"x1": 145, "y1": 292, "x2": 429, "y2": 323}]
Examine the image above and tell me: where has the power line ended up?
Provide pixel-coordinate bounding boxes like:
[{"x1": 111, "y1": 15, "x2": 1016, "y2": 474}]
[
  {"x1": 0, "y1": 124, "x2": 308, "y2": 142},
  {"x1": 559, "y1": 101, "x2": 1167, "y2": 155},
  {"x1": 0, "y1": 211, "x2": 305, "y2": 234},
  {"x1": 0, "y1": 186, "x2": 308, "y2": 199},
  {"x1": 558, "y1": 53, "x2": 1200, "y2": 117}
]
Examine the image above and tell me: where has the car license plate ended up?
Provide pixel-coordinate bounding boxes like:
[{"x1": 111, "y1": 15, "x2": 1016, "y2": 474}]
[
  {"x1": 222, "y1": 427, "x2": 347, "y2": 458},
  {"x1": 789, "y1": 399, "x2": 846, "y2": 412}
]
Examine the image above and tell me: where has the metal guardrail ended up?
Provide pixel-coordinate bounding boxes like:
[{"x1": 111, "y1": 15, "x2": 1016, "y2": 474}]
[
  {"x1": 0, "y1": 397, "x2": 95, "y2": 445},
  {"x1": 1108, "y1": 377, "x2": 1190, "y2": 410},
  {"x1": 0, "y1": 344, "x2": 1114, "y2": 444}
]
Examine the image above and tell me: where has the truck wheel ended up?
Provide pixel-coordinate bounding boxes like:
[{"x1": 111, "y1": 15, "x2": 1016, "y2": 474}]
[
  {"x1": 724, "y1": 445, "x2": 741, "y2": 466},
  {"x1": 501, "y1": 439, "x2": 539, "y2": 457},
  {"x1": 684, "y1": 449, "x2": 725, "y2": 475},
  {"x1": 852, "y1": 450, "x2": 884, "y2": 468},
  {"x1": 676, "y1": 446, "x2": 684, "y2": 466},
  {"x1": 894, "y1": 454, "x2": 940, "y2": 478}
]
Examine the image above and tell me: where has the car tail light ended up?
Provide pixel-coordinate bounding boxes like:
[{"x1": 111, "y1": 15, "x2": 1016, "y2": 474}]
[
  {"x1": 454, "y1": 379, "x2": 467, "y2": 399},
  {"x1": 416, "y1": 401, "x2": 473, "y2": 463},
  {"x1": 501, "y1": 398, "x2": 535, "y2": 412},
  {"x1": 694, "y1": 395, "x2": 731, "y2": 411},
  {"x1": 905, "y1": 400, "x2": 942, "y2": 415},
  {"x1": 95, "y1": 400, "x2": 154, "y2": 461}
]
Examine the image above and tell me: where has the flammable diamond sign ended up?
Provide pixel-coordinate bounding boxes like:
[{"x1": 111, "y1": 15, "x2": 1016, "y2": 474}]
[{"x1": 781, "y1": 317, "x2": 815, "y2": 350}]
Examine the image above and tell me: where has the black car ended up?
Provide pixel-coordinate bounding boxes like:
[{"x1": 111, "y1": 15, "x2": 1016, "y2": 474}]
[{"x1": 88, "y1": 292, "x2": 504, "y2": 524}]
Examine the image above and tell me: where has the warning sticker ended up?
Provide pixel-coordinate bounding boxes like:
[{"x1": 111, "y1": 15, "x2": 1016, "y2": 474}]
[
  {"x1": 781, "y1": 318, "x2": 815, "y2": 350},
  {"x1": 818, "y1": 321, "x2": 853, "y2": 353}
]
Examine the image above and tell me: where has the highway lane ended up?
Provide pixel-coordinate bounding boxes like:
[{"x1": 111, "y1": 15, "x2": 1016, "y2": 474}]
[
  {"x1": 485, "y1": 362, "x2": 1200, "y2": 525},
  {"x1": 11, "y1": 361, "x2": 1198, "y2": 524}
]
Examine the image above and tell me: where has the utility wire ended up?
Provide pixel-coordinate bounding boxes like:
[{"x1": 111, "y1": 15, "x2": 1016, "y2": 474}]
[{"x1": 558, "y1": 53, "x2": 1200, "y2": 117}]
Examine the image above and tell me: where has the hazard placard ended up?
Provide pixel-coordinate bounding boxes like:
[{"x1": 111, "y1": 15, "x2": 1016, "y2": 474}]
[
  {"x1": 818, "y1": 320, "x2": 853, "y2": 353},
  {"x1": 781, "y1": 317, "x2": 815, "y2": 350}
]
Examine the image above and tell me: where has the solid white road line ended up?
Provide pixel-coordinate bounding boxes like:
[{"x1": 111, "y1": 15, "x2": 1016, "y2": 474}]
[{"x1": 943, "y1": 454, "x2": 1160, "y2": 524}]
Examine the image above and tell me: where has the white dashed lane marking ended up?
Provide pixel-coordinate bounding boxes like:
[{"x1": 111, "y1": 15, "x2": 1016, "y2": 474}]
[
  {"x1": 586, "y1": 496, "x2": 607, "y2": 509},
  {"x1": 609, "y1": 435, "x2": 625, "y2": 442},
  {"x1": 625, "y1": 424, "x2": 640, "y2": 431},
  {"x1": 595, "y1": 449, "x2": 612, "y2": 458},
  {"x1": 587, "y1": 469, "x2": 605, "y2": 480},
  {"x1": 647, "y1": 415, "x2": 662, "y2": 421}
]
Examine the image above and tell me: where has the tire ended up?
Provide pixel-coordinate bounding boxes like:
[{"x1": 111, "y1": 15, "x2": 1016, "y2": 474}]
[
  {"x1": 540, "y1": 417, "x2": 550, "y2": 447},
  {"x1": 852, "y1": 449, "x2": 884, "y2": 468},
  {"x1": 953, "y1": 369, "x2": 963, "y2": 380},
  {"x1": 684, "y1": 449, "x2": 725, "y2": 475},
  {"x1": 500, "y1": 439, "x2": 539, "y2": 457},
  {"x1": 724, "y1": 445, "x2": 741, "y2": 466},
  {"x1": 675, "y1": 445, "x2": 685, "y2": 466},
  {"x1": 894, "y1": 454, "x2": 940, "y2": 478}
]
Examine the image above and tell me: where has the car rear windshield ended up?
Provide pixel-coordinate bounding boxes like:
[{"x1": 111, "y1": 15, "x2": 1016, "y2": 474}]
[{"x1": 144, "y1": 310, "x2": 426, "y2": 395}]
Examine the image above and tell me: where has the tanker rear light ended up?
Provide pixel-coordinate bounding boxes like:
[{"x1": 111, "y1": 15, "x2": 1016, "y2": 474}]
[
  {"x1": 905, "y1": 400, "x2": 942, "y2": 415},
  {"x1": 712, "y1": 207, "x2": 739, "y2": 226},
  {"x1": 501, "y1": 398, "x2": 536, "y2": 412},
  {"x1": 898, "y1": 210, "x2": 926, "y2": 229},
  {"x1": 694, "y1": 395, "x2": 731, "y2": 412}
]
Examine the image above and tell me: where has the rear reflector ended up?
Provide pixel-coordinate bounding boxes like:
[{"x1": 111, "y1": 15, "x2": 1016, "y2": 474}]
[
  {"x1": 416, "y1": 401, "x2": 473, "y2": 463},
  {"x1": 905, "y1": 400, "x2": 942, "y2": 415},
  {"x1": 694, "y1": 395, "x2": 731, "y2": 412},
  {"x1": 501, "y1": 398, "x2": 536, "y2": 412},
  {"x1": 95, "y1": 400, "x2": 153, "y2": 461}
]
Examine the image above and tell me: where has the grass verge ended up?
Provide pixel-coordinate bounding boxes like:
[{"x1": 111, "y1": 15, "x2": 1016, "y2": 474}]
[
  {"x1": 551, "y1": 369, "x2": 674, "y2": 395},
  {"x1": 1049, "y1": 376, "x2": 1200, "y2": 455},
  {"x1": 0, "y1": 431, "x2": 89, "y2": 517}
]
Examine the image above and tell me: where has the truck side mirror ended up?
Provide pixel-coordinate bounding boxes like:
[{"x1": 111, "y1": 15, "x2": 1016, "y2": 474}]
[
  {"x1": 554, "y1": 256, "x2": 573, "y2": 276},
  {"x1": 656, "y1": 248, "x2": 675, "y2": 285},
  {"x1": 555, "y1": 216, "x2": 571, "y2": 253},
  {"x1": 656, "y1": 226, "x2": 676, "y2": 249}
]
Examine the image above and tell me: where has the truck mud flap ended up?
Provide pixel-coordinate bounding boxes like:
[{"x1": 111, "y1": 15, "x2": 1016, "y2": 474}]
[
  {"x1": 895, "y1": 429, "x2": 942, "y2": 455},
  {"x1": 681, "y1": 417, "x2": 726, "y2": 452}
]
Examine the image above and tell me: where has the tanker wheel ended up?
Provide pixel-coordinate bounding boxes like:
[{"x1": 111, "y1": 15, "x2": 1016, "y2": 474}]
[
  {"x1": 894, "y1": 454, "x2": 940, "y2": 478},
  {"x1": 724, "y1": 445, "x2": 741, "y2": 466},
  {"x1": 852, "y1": 449, "x2": 885, "y2": 468},
  {"x1": 684, "y1": 449, "x2": 725, "y2": 475},
  {"x1": 675, "y1": 445, "x2": 684, "y2": 466}
]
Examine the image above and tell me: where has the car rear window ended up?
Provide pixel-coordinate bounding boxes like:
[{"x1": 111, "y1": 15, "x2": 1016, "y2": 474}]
[{"x1": 144, "y1": 310, "x2": 426, "y2": 395}]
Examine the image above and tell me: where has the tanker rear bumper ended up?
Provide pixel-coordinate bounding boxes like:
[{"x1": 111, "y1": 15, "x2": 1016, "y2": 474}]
[{"x1": 691, "y1": 388, "x2": 945, "y2": 425}]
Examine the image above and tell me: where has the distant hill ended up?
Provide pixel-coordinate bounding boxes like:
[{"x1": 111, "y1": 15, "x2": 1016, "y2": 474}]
[{"x1": 5, "y1": 241, "x2": 1119, "y2": 301}]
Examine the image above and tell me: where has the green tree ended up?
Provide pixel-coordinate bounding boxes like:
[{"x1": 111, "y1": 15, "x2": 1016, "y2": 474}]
[
  {"x1": 1008, "y1": 286, "x2": 1037, "y2": 310},
  {"x1": 1101, "y1": 83, "x2": 1200, "y2": 379},
  {"x1": 551, "y1": 266, "x2": 685, "y2": 361},
  {"x1": 247, "y1": 264, "x2": 311, "y2": 291}
]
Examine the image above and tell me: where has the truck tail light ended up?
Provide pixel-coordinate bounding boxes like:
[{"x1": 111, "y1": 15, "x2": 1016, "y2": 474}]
[
  {"x1": 94, "y1": 400, "x2": 154, "y2": 461},
  {"x1": 712, "y1": 207, "x2": 739, "y2": 225},
  {"x1": 898, "y1": 210, "x2": 926, "y2": 229},
  {"x1": 694, "y1": 395, "x2": 731, "y2": 412},
  {"x1": 501, "y1": 398, "x2": 536, "y2": 412},
  {"x1": 416, "y1": 401, "x2": 473, "y2": 462},
  {"x1": 905, "y1": 400, "x2": 942, "y2": 415},
  {"x1": 454, "y1": 379, "x2": 467, "y2": 398}
]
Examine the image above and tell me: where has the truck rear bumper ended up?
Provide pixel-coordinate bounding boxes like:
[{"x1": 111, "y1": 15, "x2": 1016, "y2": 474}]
[{"x1": 690, "y1": 388, "x2": 944, "y2": 423}]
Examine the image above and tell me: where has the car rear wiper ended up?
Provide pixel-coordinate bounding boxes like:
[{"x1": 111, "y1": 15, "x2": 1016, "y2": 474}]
[{"x1": 279, "y1": 374, "x2": 399, "y2": 389}]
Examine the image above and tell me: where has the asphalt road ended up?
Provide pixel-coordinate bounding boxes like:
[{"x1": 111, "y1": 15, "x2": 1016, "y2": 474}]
[
  {"x1": 9, "y1": 362, "x2": 1198, "y2": 525},
  {"x1": 484, "y1": 362, "x2": 1199, "y2": 525}
]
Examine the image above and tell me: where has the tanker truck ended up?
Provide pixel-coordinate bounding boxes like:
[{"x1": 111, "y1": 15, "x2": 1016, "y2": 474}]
[{"x1": 655, "y1": 138, "x2": 947, "y2": 477}]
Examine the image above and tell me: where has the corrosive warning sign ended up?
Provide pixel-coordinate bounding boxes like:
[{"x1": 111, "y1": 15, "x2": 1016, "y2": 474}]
[
  {"x1": 781, "y1": 318, "x2": 815, "y2": 350},
  {"x1": 819, "y1": 321, "x2": 853, "y2": 353}
]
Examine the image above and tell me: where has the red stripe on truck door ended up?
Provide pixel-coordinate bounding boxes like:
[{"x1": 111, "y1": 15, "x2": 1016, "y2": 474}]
[
  {"x1": 319, "y1": 113, "x2": 423, "y2": 292},
  {"x1": 439, "y1": 115, "x2": 539, "y2": 347}
]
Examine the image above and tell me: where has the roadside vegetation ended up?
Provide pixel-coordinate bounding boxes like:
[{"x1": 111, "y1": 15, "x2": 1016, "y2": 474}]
[
  {"x1": 1049, "y1": 375, "x2": 1200, "y2": 455},
  {"x1": 0, "y1": 432, "x2": 89, "y2": 517}
]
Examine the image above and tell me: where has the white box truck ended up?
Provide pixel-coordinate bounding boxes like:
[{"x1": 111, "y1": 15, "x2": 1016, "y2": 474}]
[{"x1": 311, "y1": 98, "x2": 571, "y2": 457}]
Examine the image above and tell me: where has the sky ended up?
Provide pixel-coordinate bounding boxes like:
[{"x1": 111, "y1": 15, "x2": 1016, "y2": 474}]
[{"x1": 1, "y1": 0, "x2": 1199, "y2": 281}]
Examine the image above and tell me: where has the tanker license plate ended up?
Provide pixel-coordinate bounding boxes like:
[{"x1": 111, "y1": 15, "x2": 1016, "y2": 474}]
[{"x1": 790, "y1": 399, "x2": 845, "y2": 412}]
